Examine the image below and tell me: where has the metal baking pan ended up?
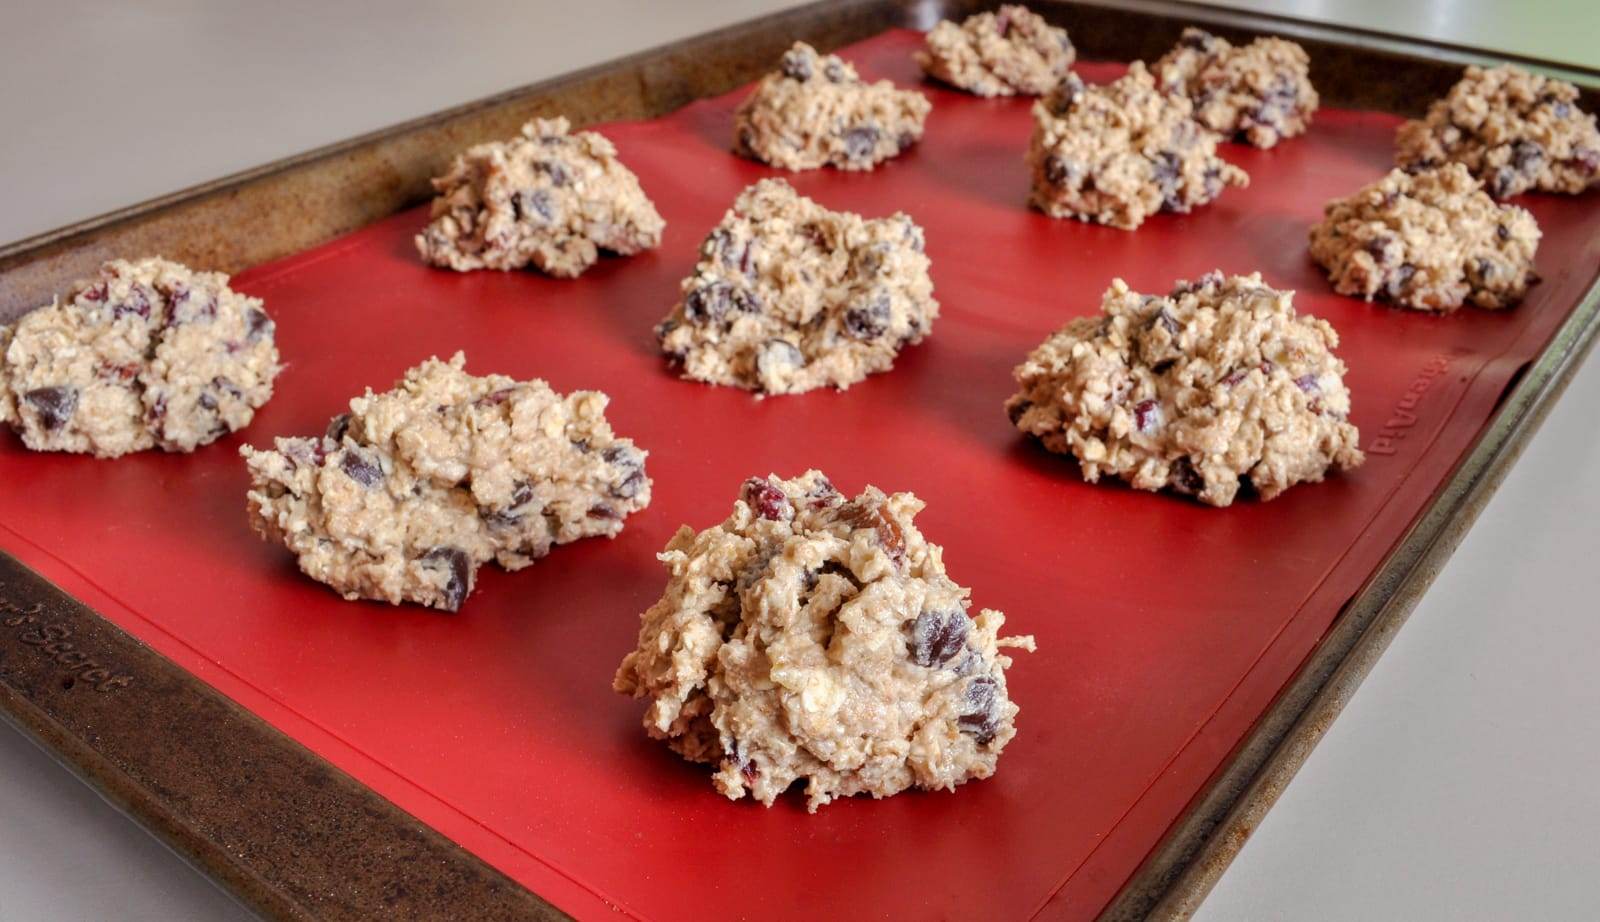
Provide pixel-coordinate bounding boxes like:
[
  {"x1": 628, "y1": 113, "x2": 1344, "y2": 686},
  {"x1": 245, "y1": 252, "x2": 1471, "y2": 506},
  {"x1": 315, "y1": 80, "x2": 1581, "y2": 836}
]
[{"x1": 2, "y1": 1, "x2": 1596, "y2": 918}]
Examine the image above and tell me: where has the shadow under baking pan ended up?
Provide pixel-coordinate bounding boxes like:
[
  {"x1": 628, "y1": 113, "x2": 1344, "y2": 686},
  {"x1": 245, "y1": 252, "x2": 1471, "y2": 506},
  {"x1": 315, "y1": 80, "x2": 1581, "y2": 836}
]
[{"x1": 2, "y1": 28, "x2": 1599, "y2": 922}]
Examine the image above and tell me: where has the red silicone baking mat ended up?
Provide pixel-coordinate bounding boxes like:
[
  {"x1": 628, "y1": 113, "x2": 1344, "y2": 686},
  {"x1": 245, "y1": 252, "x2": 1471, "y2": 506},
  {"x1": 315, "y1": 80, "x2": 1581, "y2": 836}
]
[{"x1": 2, "y1": 28, "x2": 1597, "y2": 920}]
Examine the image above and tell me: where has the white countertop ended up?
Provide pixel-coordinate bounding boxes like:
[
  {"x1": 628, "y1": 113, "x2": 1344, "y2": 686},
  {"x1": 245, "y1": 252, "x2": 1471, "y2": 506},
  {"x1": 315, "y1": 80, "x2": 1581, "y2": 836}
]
[{"x1": 1, "y1": 2, "x2": 1596, "y2": 919}]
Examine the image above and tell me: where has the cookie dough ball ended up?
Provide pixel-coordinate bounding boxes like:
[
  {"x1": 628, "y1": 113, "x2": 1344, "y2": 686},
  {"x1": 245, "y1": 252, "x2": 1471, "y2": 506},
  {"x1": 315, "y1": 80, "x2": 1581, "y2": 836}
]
[
  {"x1": 0, "y1": 257, "x2": 280, "y2": 458},
  {"x1": 415, "y1": 117, "x2": 665, "y2": 277},
  {"x1": 614, "y1": 470, "x2": 1035, "y2": 812},
  {"x1": 1310, "y1": 164, "x2": 1541, "y2": 312},
  {"x1": 656, "y1": 178, "x2": 938, "y2": 395},
  {"x1": 1395, "y1": 65, "x2": 1600, "y2": 198},
  {"x1": 1152, "y1": 27, "x2": 1318, "y2": 149},
  {"x1": 733, "y1": 42, "x2": 931, "y2": 171},
  {"x1": 1006, "y1": 272, "x2": 1363, "y2": 506},
  {"x1": 241, "y1": 353, "x2": 651, "y2": 612},
  {"x1": 916, "y1": 4, "x2": 1075, "y2": 97},
  {"x1": 1027, "y1": 64, "x2": 1249, "y2": 230}
]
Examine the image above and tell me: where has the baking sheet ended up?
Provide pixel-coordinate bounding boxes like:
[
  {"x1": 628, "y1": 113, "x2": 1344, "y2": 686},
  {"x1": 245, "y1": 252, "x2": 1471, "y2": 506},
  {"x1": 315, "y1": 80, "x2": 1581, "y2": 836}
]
[{"x1": 2, "y1": 29, "x2": 1597, "y2": 920}]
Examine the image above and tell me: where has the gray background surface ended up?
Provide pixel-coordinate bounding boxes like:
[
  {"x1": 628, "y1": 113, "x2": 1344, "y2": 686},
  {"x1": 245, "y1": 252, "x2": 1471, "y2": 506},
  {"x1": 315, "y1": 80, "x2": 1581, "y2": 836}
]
[{"x1": 1, "y1": 2, "x2": 1597, "y2": 919}]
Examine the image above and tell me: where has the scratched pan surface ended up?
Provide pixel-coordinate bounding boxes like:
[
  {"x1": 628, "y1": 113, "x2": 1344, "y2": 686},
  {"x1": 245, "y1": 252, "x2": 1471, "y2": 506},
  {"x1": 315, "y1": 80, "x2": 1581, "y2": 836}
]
[{"x1": 2, "y1": 28, "x2": 1598, "y2": 921}]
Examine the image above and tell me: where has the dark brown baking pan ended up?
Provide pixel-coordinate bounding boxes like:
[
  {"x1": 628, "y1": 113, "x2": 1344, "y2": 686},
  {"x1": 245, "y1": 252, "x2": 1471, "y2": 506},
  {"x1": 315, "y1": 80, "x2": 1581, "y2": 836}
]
[{"x1": 2, "y1": 2, "x2": 1597, "y2": 919}]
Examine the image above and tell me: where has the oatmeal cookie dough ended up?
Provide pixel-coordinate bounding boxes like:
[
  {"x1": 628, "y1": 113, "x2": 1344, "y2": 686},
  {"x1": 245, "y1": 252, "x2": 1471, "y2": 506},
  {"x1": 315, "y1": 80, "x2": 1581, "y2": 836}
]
[
  {"x1": 1152, "y1": 27, "x2": 1318, "y2": 149},
  {"x1": 1395, "y1": 65, "x2": 1600, "y2": 198},
  {"x1": 614, "y1": 470, "x2": 1034, "y2": 812},
  {"x1": 1309, "y1": 164, "x2": 1541, "y2": 312},
  {"x1": 1006, "y1": 272, "x2": 1363, "y2": 506},
  {"x1": 415, "y1": 117, "x2": 665, "y2": 277},
  {"x1": 916, "y1": 4, "x2": 1075, "y2": 97},
  {"x1": 733, "y1": 42, "x2": 931, "y2": 171},
  {"x1": 1027, "y1": 64, "x2": 1249, "y2": 230},
  {"x1": 656, "y1": 178, "x2": 938, "y2": 395},
  {"x1": 0, "y1": 257, "x2": 279, "y2": 458},
  {"x1": 241, "y1": 353, "x2": 650, "y2": 612}
]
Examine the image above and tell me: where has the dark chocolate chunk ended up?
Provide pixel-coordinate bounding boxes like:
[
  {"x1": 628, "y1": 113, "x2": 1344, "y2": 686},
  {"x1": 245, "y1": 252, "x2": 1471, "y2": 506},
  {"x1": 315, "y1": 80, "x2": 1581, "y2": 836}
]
[
  {"x1": 910, "y1": 608, "x2": 972, "y2": 668},
  {"x1": 339, "y1": 448, "x2": 383, "y2": 487},
  {"x1": 23, "y1": 386, "x2": 77, "y2": 431},
  {"x1": 420, "y1": 547, "x2": 471, "y2": 612},
  {"x1": 958, "y1": 676, "x2": 1001, "y2": 744}
]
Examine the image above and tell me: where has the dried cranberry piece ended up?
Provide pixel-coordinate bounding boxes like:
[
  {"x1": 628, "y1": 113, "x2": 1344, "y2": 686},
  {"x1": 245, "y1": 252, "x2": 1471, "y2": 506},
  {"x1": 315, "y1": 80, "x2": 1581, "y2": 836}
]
[
  {"x1": 1496, "y1": 224, "x2": 1511, "y2": 242},
  {"x1": 740, "y1": 759, "x2": 761, "y2": 782},
  {"x1": 145, "y1": 395, "x2": 168, "y2": 431},
  {"x1": 1573, "y1": 147, "x2": 1600, "y2": 175},
  {"x1": 420, "y1": 547, "x2": 470, "y2": 612},
  {"x1": 842, "y1": 501, "x2": 905, "y2": 563},
  {"x1": 843, "y1": 294, "x2": 891, "y2": 340},
  {"x1": 806, "y1": 475, "x2": 840, "y2": 508},
  {"x1": 339, "y1": 448, "x2": 383, "y2": 487},
  {"x1": 98, "y1": 362, "x2": 140, "y2": 383},
  {"x1": 1134, "y1": 399, "x2": 1162, "y2": 434},
  {"x1": 1295, "y1": 374, "x2": 1320, "y2": 394},
  {"x1": 79, "y1": 283, "x2": 107, "y2": 302},
  {"x1": 910, "y1": 608, "x2": 971, "y2": 668},
  {"x1": 198, "y1": 392, "x2": 218, "y2": 411},
  {"x1": 23, "y1": 386, "x2": 77, "y2": 431},
  {"x1": 587, "y1": 502, "x2": 621, "y2": 520},
  {"x1": 741, "y1": 477, "x2": 792, "y2": 520},
  {"x1": 958, "y1": 676, "x2": 1001, "y2": 744},
  {"x1": 113, "y1": 286, "x2": 151, "y2": 321},
  {"x1": 842, "y1": 125, "x2": 879, "y2": 163}
]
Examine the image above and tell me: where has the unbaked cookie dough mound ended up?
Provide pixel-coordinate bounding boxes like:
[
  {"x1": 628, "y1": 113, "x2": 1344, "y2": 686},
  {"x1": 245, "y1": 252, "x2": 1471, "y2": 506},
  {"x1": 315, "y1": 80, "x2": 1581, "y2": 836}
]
[
  {"x1": 733, "y1": 42, "x2": 931, "y2": 171},
  {"x1": 1395, "y1": 65, "x2": 1600, "y2": 198},
  {"x1": 241, "y1": 353, "x2": 651, "y2": 612},
  {"x1": 415, "y1": 117, "x2": 665, "y2": 277},
  {"x1": 0, "y1": 257, "x2": 280, "y2": 458},
  {"x1": 917, "y1": 4, "x2": 1075, "y2": 97},
  {"x1": 656, "y1": 178, "x2": 938, "y2": 395},
  {"x1": 614, "y1": 470, "x2": 1035, "y2": 812},
  {"x1": 1153, "y1": 27, "x2": 1318, "y2": 149},
  {"x1": 1006, "y1": 272, "x2": 1363, "y2": 507},
  {"x1": 1310, "y1": 164, "x2": 1541, "y2": 312},
  {"x1": 1027, "y1": 64, "x2": 1249, "y2": 230}
]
